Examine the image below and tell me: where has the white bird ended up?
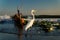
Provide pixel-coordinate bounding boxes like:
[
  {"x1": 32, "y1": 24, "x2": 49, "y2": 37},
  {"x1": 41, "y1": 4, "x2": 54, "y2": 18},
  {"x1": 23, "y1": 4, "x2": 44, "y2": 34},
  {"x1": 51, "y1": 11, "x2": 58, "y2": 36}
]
[{"x1": 25, "y1": 10, "x2": 35, "y2": 31}]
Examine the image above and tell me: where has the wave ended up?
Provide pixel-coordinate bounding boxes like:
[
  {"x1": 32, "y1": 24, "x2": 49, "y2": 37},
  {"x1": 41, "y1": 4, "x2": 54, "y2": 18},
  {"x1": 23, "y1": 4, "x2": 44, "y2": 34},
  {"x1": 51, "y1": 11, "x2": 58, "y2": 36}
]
[
  {"x1": 0, "y1": 15, "x2": 11, "y2": 20},
  {"x1": 0, "y1": 15, "x2": 14, "y2": 24}
]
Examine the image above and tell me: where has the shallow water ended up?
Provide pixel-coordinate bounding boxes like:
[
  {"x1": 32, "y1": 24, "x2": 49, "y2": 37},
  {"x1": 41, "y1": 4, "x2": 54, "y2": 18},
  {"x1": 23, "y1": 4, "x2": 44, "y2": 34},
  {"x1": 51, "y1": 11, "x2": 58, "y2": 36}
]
[{"x1": 0, "y1": 22, "x2": 60, "y2": 40}]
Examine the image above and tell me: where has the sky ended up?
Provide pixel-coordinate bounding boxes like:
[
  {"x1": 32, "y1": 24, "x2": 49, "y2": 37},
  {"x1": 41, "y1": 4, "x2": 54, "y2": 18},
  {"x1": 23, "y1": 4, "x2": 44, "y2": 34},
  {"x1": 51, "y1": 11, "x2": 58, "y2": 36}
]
[{"x1": 0, "y1": 0, "x2": 60, "y2": 15}]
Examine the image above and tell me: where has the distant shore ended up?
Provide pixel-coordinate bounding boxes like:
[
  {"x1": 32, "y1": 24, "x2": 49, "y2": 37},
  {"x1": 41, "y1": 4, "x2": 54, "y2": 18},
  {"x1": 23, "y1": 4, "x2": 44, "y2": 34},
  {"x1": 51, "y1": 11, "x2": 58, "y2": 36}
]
[{"x1": 19, "y1": 15, "x2": 60, "y2": 18}]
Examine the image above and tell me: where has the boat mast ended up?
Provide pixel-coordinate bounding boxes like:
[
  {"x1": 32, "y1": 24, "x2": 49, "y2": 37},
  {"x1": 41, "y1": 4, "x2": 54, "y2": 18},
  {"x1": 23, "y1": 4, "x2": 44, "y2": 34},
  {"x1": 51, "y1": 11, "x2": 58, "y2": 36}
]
[{"x1": 17, "y1": 7, "x2": 20, "y2": 15}]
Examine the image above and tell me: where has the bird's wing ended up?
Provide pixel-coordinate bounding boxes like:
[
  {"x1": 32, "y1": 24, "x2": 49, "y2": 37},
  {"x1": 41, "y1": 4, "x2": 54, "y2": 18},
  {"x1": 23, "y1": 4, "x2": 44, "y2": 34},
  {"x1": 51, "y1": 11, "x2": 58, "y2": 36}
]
[
  {"x1": 25, "y1": 19, "x2": 35, "y2": 31},
  {"x1": 24, "y1": 19, "x2": 31, "y2": 21}
]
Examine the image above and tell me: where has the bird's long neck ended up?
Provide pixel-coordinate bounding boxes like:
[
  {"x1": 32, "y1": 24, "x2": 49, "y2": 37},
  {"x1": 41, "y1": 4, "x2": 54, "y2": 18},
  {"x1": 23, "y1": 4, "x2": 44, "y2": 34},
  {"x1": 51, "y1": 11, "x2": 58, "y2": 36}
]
[
  {"x1": 33, "y1": 14, "x2": 35, "y2": 19},
  {"x1": 32, "y1": 13, "x2": 35, "y2": 19}
]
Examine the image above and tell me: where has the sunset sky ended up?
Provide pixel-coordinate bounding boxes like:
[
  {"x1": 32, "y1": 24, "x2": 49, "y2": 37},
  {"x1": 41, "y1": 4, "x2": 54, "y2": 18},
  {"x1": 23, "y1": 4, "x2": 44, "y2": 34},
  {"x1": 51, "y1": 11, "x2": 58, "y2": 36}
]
[{"x1": 0, "y1": 0, "x2": 60, "y2": 15}]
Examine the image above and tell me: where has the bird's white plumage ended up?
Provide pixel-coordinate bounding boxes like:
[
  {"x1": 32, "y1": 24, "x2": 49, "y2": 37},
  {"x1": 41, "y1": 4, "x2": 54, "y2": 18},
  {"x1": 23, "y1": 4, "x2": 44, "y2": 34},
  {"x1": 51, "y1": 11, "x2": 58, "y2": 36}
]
[
  {"x1": 25, "y1": 19, "x2": 35, "y2": 31},
  {"x1": 25, "y1": 10, "x2": 35, "y2": 31}
]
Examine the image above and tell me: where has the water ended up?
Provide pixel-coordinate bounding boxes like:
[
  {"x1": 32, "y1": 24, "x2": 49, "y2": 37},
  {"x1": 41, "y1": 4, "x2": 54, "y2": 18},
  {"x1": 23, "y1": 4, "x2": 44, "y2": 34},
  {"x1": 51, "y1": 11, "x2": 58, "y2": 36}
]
[{"x1": 0, "y1": 20, "x2": 60, "y2": 40}]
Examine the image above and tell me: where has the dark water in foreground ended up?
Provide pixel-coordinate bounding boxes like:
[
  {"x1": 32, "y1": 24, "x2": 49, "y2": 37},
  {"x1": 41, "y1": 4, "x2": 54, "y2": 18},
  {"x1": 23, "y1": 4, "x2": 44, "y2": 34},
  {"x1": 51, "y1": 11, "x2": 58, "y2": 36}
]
[{"x1": 0, "y1": 23, "x2": 60, "y2": 40}]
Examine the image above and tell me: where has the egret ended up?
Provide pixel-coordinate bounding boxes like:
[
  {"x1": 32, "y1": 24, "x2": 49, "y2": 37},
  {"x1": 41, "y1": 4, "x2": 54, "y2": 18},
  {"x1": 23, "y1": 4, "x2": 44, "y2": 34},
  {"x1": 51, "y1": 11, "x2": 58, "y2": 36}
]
[{"x1": 25, "y1": 10, "x2": 35, "y2": 31}]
